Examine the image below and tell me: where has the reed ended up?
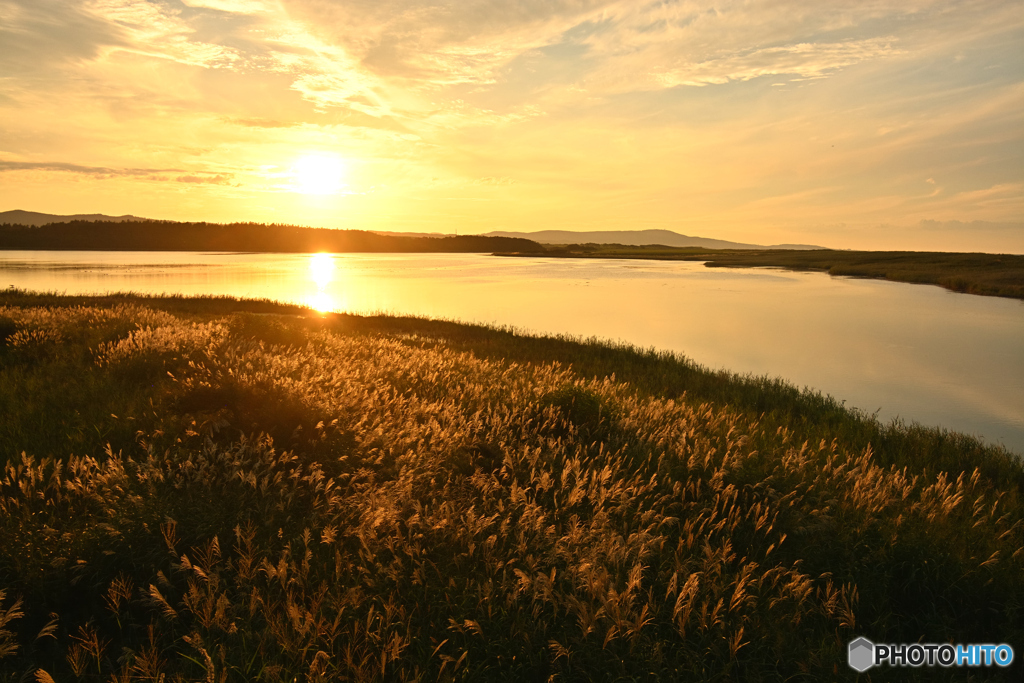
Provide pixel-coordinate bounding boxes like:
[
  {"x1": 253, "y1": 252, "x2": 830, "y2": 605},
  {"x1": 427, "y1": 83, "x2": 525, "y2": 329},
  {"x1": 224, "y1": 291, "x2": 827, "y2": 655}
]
[{"x1": 0, "y1": 293, "x2": 1021, "y2": 681}]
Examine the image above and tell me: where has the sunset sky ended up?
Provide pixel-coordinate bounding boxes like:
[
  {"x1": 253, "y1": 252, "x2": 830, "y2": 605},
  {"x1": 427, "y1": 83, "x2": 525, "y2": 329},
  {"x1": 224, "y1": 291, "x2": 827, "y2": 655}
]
[{"x1": 1, "y1": 0, "x2": 1021, "y2": 251}]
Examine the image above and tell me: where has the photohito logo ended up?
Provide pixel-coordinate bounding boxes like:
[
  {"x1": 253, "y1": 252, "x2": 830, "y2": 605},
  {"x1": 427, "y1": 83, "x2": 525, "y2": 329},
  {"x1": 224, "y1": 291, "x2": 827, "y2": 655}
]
[{"x1": 848, "y1": 637, "x2": 1014, "y2": 671}]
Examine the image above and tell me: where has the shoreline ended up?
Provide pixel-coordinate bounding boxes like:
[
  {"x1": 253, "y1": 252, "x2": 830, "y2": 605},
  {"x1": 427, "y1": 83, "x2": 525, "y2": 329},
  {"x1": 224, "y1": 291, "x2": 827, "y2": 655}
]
[
  {"x1": 2, "y1": 290, "x2": 1020, "y2": 462},
  {"x1": 496, "y1": 247, "x2": 1024, "y2": 301},
  {"x1": 3, "y1": 240, "x2": 1022, "y2": 301},
  {"x1": 2, "y1": 285, "x2": 1021, "y2": 456}
]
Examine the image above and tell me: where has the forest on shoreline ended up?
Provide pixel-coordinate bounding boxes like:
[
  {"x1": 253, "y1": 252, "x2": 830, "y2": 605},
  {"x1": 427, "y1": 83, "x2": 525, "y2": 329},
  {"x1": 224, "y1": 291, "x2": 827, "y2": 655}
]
[{"x1": 0, "y1": 221, "x2": 544, "y2": 254}]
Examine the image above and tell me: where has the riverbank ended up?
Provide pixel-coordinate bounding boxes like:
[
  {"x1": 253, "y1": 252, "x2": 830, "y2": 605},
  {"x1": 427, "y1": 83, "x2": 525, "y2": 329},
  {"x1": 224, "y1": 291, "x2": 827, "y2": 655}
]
[
  {"x1": 1, "y1": 292, "x2": 1022, "y2": 681},
  {"x1": 508, "y1": 246, "x2": 1024, "y2": 300}
]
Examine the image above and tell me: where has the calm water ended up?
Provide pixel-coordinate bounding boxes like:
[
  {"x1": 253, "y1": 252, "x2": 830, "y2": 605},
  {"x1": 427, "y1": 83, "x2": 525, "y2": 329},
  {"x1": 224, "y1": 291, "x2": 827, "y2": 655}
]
[{"x1": 3, "y1": 250, "x2": 1023, "y2": 454}]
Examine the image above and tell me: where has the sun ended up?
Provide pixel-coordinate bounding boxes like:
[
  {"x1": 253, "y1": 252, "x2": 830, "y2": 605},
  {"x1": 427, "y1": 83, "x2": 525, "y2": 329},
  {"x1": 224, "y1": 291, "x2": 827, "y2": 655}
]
[{"x1": 291, "y1": 154, "x2": 347, "y2": 195}]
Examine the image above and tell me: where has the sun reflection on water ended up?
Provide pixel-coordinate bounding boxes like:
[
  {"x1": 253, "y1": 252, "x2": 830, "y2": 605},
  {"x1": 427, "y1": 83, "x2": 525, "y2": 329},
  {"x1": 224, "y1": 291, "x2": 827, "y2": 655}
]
[
  {"x1": 307, "y1": 290, "x2": 336, "y2": 313},
  {"x1": 309, "y1": 253, "x2": 335, "y2": 287},
  {"x1": 308, "y1": 253, "x2": 337, "y2": 311}
]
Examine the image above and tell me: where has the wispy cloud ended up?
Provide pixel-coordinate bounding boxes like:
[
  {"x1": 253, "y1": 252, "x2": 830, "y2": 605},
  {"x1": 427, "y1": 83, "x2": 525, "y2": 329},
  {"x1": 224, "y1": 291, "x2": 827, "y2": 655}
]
[
  {"x1": 652, "y1": 38, "x2": 903, "y2": 88},
  {"x1": 84, "y1": 0, "x2": 243, "y2": 69},
  {"x1": 920, "y1": 219, "x2": 1024, "y2": 233},
  {"x1": 174, "y1": 173, "x2": 236, "y2": 185},
  {"x1": 0, "y1": 159, "x2": 235, "y2": 185},
  {"x1": 0, "y1": 159, "x2": 178, "y2": 176},
  {"x1": 180, "y1": 0, "x2": 274, "y2": 14},
  {"x1": 0, "y1": 0, "x2": 1020, "y2": 247}
]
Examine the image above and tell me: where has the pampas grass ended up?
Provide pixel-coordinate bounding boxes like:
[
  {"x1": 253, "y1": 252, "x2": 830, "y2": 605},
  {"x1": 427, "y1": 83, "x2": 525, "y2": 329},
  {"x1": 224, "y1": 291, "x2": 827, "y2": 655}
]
[{"x1": 0, "y1": 296, "x2": 1020, "y2": 681}]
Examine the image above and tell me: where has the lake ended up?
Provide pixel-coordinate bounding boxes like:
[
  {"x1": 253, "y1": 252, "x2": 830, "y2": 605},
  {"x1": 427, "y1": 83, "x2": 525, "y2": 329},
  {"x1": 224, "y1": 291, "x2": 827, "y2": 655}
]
[{"x1": 2, "y1": 250, "x2": 1023, "y2": 455}]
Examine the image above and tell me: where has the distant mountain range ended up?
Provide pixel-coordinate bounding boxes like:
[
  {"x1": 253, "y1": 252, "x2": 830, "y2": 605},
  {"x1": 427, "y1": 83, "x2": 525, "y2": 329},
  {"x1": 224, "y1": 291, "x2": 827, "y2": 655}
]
[
  {"x1": 0, "y1": 219, "x2": 544, "y2": 254},
  {"x1": 1, "y1": 212, "x2": 824, "y2": 250},
  {"x1": 482, "y1": 229, "x2": 824, "y2": 250},
  {"x1": 0, "y1": 210, "x2": 151, "y2": 226}
]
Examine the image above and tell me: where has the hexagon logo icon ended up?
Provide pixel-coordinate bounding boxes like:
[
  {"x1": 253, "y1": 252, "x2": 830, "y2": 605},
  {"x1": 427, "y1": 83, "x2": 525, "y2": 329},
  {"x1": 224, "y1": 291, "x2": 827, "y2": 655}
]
[{"x1": 848, "y1": 637, "x2": 875, "y2": 672}]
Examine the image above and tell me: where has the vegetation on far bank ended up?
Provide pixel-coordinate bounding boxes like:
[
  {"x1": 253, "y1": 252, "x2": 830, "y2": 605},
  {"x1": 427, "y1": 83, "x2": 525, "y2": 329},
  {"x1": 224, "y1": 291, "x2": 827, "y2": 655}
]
[
  {"x1": 0, "y1": 291, "x2": 1021, "y2": 681},
  {"x1": 518, "y1": 245, "x2": 1024, "y2": 300},
  {"x1": 0, "y1": 221, "x2": 545, "y2": 255},
  {"x1": 2, "y1": 219, "x2": 1022, "y2": 300},
  {"x1": 2, "y1": 222, "x2": 1024, "y2": 301}
]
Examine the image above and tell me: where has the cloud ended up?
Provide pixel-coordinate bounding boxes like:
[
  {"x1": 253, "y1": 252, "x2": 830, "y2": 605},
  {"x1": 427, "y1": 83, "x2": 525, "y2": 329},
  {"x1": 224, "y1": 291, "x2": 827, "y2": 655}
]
[
  {"x1": 0, "y1": 0, "x2": 1019, "y2": 241},
  {"x1": 652, "y1": 38, "x2": 903, "y2": 88},
  {"x1": 902, "y1": 183, "x2": 1015, "y2": 226},
  {"x1": 0, "y1": 0, "x2": 930, "y2": 130},
  {"x1": 84, "y1": 0, "x2": 243, "y2": 69},
  {"x1": 474, "y1": 176, "x2": 516, "y2": 185},
  {"x1": 919, "y1": 219, "x2": 1024, "y2": 233},
  {"x1": 0, "y1": 159, "x2": 235, "y2": 185},
  {"x1": 175, "y1": 173, "x2": 235, "y2": 184},
  {"x1": 225, "y1": 117, "x2": 300, "y2": 128},
  {"x1": 0, "y1": 159, "x2": 178, "y2": 177},
  {"x1": 279, "y1": 0, "x2": 617, "y2": 87},
  {"x1": 0, "y1": 0, "x2": 125, "y2": 76},
  {"x1": 179, "y1": 0, "x2": 273, "y2": 14}
]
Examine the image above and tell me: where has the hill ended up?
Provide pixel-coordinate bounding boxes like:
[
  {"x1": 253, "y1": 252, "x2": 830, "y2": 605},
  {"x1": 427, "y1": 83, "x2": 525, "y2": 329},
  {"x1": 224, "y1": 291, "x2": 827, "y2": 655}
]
[
  {"x1": 0, "y1": 210, "x2": 151, "y2": 226},
  {"x1": 0, "y1": 220, "x2": 544, "y2": 254},
  {"x1": 482, "y1": 229, "x2": 824, "y2": 250}
]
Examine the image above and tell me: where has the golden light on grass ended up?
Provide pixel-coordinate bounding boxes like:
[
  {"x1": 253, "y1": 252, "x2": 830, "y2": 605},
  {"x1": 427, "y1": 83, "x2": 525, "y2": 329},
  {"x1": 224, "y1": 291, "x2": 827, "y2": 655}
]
[
  {"x1": 291, "y1": 154, "x2": 347, "y2": 195},
  {"x1": 1, "y1": 299, "x2": 1022, "y2": 680}
]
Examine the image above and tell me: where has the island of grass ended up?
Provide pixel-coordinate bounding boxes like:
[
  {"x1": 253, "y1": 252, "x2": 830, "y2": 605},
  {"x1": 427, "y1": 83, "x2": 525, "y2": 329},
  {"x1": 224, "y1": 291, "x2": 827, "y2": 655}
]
[
  {"x1": 515, "y1": 245, "x2": 1024, "y2": 300},
  {"x1": 1, "y1": 291, "x2": 1021, "y2": 681}
]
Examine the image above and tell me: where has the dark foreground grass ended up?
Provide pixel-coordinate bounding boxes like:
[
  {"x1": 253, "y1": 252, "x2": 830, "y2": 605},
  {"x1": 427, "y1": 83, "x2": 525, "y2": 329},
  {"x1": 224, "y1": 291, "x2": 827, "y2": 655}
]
[
  {"x1": 523, "y1": 247, "x2": 1024, "y2": 300},
  {"x1": 0, "y1": 291, "x2": 1022, "y2": 682}
]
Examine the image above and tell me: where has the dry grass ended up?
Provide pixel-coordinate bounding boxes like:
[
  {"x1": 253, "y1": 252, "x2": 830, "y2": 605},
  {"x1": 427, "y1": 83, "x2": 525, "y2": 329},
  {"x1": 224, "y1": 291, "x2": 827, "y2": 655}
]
[{"x1": 0, "y1": 297, "x2": 1021, "y2": 681}]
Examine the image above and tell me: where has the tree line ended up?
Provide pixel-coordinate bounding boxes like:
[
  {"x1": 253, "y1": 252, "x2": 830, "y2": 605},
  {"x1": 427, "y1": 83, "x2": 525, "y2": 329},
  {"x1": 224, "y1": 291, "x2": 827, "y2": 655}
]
[{"x1": 0, "y1": 221, "x2": 546, "y2": 254}]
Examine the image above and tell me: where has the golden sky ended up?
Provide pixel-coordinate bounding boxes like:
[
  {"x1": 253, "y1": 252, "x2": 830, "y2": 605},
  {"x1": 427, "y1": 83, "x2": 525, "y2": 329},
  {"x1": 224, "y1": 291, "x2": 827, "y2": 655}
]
[{"x1": 1, "y1": 0, "x2": 1021, "y2": 250}]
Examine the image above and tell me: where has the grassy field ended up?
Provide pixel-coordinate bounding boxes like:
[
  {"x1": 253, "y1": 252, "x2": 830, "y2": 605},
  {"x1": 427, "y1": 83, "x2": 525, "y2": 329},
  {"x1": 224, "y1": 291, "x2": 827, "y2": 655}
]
[
  {"x1": 521, "y1": 246, "x2": 1024, "y2": 300},
  {"x1": 0, "y1": 292, "x2": 1022, "y2": 681}
]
